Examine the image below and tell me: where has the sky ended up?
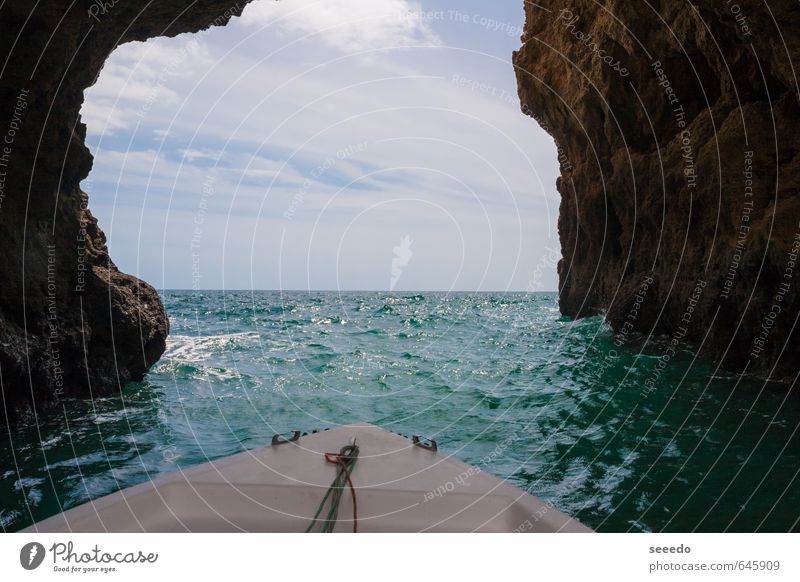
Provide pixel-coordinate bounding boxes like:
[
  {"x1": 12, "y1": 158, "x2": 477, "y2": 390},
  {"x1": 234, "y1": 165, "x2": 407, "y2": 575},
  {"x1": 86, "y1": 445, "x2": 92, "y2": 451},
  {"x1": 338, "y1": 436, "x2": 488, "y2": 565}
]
[{"x1": 81, "y1": 0, "x2": 561, "y2": 292}]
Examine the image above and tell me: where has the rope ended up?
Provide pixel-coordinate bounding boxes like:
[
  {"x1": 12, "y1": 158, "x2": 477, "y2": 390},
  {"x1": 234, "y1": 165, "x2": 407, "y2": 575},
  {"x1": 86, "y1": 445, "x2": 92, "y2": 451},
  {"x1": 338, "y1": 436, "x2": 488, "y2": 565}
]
[{"x1": 305, "y1": 442, "x2": 359, "y2": 533}]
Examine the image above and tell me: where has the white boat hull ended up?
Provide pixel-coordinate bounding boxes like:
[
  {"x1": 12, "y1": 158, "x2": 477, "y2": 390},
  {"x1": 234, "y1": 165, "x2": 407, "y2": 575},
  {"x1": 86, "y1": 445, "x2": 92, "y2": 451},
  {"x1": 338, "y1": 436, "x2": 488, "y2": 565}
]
[{"x1": 24, "y1": 424, "x2": 591, "y2": 533}]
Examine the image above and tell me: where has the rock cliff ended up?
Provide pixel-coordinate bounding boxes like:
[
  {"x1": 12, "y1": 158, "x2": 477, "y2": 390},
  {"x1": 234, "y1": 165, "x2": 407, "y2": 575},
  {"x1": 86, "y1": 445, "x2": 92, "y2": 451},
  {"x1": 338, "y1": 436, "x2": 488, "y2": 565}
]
[
  {"x1": 0, "y1": 1, "x2": 252, "y2": 418},
  {"x1": 514, "y1": 0, "x2": 799, "y2": 380},
  {"x1": 1, "y1": 1, "x2": 797, "y2": 420}
]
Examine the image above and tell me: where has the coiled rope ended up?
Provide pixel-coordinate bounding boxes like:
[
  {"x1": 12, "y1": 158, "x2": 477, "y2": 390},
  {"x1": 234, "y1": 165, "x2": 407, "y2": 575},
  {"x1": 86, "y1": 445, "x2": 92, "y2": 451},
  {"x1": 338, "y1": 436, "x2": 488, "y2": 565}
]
[{"x1": 305, "y1": 441, "x2": 359, "y2": 533}]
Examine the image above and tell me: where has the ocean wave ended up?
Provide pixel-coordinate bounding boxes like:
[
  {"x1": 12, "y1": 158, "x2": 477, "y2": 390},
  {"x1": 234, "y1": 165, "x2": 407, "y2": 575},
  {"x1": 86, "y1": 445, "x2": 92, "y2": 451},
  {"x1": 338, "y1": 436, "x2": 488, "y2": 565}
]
[
  {"x1": 3, "y1": 291, "x2": 797, "y2": 533},
  {"x1": 164, "y1": 332, "x2": 263, "y2": 362}
]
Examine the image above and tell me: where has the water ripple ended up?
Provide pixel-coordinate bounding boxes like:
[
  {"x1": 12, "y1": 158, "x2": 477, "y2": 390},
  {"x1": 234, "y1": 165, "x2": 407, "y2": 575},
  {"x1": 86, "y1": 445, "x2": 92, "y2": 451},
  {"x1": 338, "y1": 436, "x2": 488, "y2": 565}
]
[{"x1": 1, "y1": 291, "x2": 798, "y2": 533}]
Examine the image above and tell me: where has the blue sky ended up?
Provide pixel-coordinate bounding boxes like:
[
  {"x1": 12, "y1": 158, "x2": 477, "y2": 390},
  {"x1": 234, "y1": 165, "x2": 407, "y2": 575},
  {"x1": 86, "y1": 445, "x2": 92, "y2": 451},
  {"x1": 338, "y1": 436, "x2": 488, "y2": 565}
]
[{"x1": 81, "y1": 0, "x2": 560, "y2": 291}]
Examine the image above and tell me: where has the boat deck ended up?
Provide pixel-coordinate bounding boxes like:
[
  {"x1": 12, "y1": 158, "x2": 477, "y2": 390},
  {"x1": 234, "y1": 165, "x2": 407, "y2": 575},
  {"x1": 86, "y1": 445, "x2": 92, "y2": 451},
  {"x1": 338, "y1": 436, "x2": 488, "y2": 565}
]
[{"x1": 24, "y1": 424, "x2": 590, "y2": 533}]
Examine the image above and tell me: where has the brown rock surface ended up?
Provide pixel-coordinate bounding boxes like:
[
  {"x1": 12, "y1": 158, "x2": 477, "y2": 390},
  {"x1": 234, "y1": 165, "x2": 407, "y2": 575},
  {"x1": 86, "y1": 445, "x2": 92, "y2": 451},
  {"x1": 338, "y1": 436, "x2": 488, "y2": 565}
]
[
  {"x1": 514, "y1": 1, "x2": 799, "y2": 380},
  {"x1": 0, "y1": 1, "x2": 253, "y2": 418},
  {"x1": 0, "y1": 1, "x2": 797, "y2": 421}
]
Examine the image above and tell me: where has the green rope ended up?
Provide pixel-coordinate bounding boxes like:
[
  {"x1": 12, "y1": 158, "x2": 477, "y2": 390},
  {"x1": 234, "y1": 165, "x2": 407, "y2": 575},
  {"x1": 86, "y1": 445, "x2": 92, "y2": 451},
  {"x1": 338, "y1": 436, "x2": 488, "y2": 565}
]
[{"x1": 306, "y1": 442, "x2": 359, "y2": 533}]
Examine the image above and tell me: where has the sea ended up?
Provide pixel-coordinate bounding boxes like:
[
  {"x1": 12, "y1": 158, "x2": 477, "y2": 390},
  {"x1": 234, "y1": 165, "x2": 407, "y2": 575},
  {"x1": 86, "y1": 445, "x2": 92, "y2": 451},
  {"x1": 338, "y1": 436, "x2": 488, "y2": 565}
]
[{"x1": 1, "y1": 291, "x2": 798, "y2": 532}]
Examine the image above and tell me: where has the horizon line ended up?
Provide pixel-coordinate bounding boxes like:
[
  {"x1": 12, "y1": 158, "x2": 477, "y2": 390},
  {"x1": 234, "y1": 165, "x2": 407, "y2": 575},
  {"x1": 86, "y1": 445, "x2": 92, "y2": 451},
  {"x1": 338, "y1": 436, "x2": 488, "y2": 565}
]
[{"x1": 159, "y1": 288, "x2": 560, "y2": 294}]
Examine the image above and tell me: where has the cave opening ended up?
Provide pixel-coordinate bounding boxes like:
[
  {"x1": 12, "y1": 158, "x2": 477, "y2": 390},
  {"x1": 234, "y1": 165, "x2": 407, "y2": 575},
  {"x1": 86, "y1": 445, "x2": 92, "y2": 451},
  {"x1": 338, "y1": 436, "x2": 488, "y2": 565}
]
[
  {"x1": 1, "y1": 0, "x2": 799, "y2": 536},
  {"x1": 79, "y1": 1, "x2": 562, "y2": 296}
]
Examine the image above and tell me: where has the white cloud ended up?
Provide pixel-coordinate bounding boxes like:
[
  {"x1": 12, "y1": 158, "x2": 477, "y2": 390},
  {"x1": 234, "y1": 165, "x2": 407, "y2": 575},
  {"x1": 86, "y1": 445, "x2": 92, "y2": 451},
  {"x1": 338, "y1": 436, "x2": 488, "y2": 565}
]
[
  {"x1": 81, "y1": 1, "x2": 560, "y2": 291},
  {"x1": 241, "y1": 0, "x2": 440, "y2": 52},
  {"x1": 178, "y1": 148, "x2": 225, "y2": 163},
  {"x1": 82, "y1": 37, "x2": 213, "y2": 136},
  {"x1": 80, "y1": 99, "x2": 136, "y2": 134}
]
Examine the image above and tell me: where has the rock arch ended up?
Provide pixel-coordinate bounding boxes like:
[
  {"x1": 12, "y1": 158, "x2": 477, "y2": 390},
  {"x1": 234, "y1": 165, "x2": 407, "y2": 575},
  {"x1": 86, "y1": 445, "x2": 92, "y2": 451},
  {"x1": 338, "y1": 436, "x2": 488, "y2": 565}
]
[{"x1": 0, "y1": 1, "x2": 797, "y2": 419}]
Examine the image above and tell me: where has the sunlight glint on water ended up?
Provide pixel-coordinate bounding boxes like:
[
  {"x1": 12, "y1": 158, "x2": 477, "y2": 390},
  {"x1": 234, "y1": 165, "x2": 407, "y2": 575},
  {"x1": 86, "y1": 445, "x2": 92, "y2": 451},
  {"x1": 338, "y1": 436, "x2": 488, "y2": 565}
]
[{"x1": 1, "y1": 291, "x2": 797, "y2": 532}]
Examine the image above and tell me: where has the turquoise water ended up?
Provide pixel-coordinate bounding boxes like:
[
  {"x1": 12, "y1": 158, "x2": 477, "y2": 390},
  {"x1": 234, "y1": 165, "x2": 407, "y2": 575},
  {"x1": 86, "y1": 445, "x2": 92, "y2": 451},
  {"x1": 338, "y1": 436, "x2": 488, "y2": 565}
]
[{"x1": 2, "y1": 291, "x2": 798, "y2": 532}]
